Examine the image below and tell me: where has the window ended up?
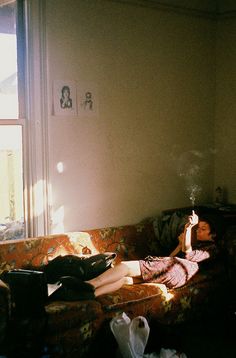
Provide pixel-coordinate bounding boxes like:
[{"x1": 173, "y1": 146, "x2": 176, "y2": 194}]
[
  {"x1": 0, "y1": 125, "x2": 24, "y2": 240},
  {"x1": 0, "y1": 0, "x2": 24, "y2": 240},
  {"x1": 0, "y1": 1, "x2": 18, "y2": 119},
  {"x1": 0, "y1": 0, "x2": 49, "y2": 240}
]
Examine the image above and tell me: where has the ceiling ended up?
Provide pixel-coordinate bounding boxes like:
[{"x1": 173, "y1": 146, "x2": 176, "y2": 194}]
[
  {"x1": 152, "y1": 0, "x2": 236, "y2": 13},
  {"x1": 117, "y1": 0, "x2": 236, "y2": 15},
  {"x1": 1, "y1": 0, "x2": 236, "y2": 17}
]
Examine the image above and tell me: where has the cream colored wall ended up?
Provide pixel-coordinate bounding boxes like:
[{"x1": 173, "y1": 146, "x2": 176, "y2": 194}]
[
  {"x1": 46, "y1": 0, "x2": 216, "y2": 232},
  {"x1": 215, "y1": 18, "x2": 236, "y2": 204}
]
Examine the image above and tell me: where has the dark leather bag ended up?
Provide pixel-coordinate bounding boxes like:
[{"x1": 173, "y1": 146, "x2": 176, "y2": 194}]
[
  {"x1": 5, "y1": 269, "x2": 47, "y2": 317},
  {"x1": 44, "y1": 252, "x2": 117, "y2": 283}
]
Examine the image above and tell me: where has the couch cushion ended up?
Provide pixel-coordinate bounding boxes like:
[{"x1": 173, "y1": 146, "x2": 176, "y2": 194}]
[
  {"x1": 98, "y1": 262, "x2": 225, "y2": 325},
  {"x1": 150, "y1": 211, "x2": 189, "y2": 255},
  {"x1": 98, "y1": 283, "x2": 165, "y2": 311},
  {"x1": 45, "y1": 299, "x2": 102, "y2": 334},
  {"x1": 97, "y1": 283, "x2": 169, "y2": 326}
]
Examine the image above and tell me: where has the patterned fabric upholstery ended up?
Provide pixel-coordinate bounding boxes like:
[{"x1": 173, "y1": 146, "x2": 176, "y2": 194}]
[{"x1": 0, "y1": 215, "x2": 233, "y2": 357}]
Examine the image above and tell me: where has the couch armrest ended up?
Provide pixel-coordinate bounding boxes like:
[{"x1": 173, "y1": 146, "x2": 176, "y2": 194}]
[
  {"x1": 223, "y1": 226, "x2": 236, "y2": 271},
  {"x1": 0, "y1": 279, "x2": 10, "y2": 347}
]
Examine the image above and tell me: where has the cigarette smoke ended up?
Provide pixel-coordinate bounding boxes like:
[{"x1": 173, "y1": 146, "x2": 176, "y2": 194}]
[
  {"x1": 176, "y1": 150, "x2": 204, "y2": 206},
  {"x1": 187, "y1": 184, "x2": 201, "y2": 207}
]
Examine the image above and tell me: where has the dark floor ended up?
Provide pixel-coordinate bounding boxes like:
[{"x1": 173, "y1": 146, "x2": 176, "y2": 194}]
[
  {"x1": 145, "y1": 305, "x2": 236, "y2": 358},
  {"x1": 88, "y1": 301, "x2": 236, "y2": 358},
  {"x1": 2, "y1": 300, "x2": 236, "y2": 357}
]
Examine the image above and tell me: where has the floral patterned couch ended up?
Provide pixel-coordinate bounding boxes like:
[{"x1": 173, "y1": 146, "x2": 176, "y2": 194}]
[{"x1": 0, "y1": 207, "x2": 234, "y2": 357}]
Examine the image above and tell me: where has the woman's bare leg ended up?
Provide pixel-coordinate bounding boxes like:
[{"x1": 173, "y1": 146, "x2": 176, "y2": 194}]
[
  {"x1": 87, "y1": 261, "x2": 142, "y2": 297},
  {"x1": 94, "y1": 277, "x2": 126, "y2": 296}
]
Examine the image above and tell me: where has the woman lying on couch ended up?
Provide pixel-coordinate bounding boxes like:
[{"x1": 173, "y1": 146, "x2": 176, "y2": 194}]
[{"x1": 82, "y1": 211, "x2": 220, "y2": 298}]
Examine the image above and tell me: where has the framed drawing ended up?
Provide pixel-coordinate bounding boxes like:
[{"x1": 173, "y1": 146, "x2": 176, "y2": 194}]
[
  {"x1": 77, "y1": 83, "x2": 99, "y2": 117},
  {"x1": 53, "y1": 80, "x2": 77, "y2": 116}
]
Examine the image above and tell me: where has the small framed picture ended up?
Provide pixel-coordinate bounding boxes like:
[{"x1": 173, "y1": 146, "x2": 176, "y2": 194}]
[
  {"x1": 77, "y1": 83, "x2": 99, "y2": 117},
  {"x1": 53, "y1": 80, "x2": 77, "y2": 116}
]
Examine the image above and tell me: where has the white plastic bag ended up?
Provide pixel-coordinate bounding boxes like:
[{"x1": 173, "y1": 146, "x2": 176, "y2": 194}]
[
  {"x1": 110, "y1": 312, "x2": 150, "y2": 358},
  {"x1": 110, "y1": 312, "x2": 187, "y2": 358}
]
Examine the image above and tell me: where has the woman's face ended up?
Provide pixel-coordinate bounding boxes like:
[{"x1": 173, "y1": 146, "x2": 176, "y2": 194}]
[
  {"x1": 196, "y1": 221, "x2": 213, "y2": 241},
  {"x1": 63, "y1": 89, "x2": 70, "y2": 98}
]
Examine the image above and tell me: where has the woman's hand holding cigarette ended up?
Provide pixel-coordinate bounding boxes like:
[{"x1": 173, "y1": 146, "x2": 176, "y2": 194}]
[{"x1": 185, "y1": 210, "x2": 199, "y2": 229}]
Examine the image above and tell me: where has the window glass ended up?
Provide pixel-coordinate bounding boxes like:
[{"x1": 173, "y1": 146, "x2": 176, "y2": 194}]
[
  {"x1": 0, "y1": 1, "x2": 25, "y2": 240},
  {"x1": 0, "y1": 1, "x2": 18, "y2": 119},
  {"x1": 0, "y1": 125, "x2": 24, "y2": 240}
]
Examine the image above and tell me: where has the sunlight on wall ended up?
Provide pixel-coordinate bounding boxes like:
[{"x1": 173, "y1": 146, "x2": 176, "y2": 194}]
[
  {"x1": 56, "y1": 161, "x2": 64, "y2": 173},
  {"x1": 51, "y1": 205, "x2": 65, "y2": 233},
  {"x1": 32, "y1": 179, "x2": 46, "y2": 217},
  {"x1": 49, "y1": 164, "x2": 65, "y2": 233},
  {"x1": 31, "y1": 179, "x2": 65, "y2": 235}
]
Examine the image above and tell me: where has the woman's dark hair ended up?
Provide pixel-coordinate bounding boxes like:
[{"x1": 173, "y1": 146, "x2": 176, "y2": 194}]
[
  {"x1": 61, "y1": 86, "x2": 70, "y2": 96},
  {"x1": 198, "y1": 213, "x2": 224, "y2": 241}
]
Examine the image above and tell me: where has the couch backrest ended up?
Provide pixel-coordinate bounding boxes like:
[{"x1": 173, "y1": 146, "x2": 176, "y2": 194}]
[
  {"x1": 73, "y1": 220, "x2": 158, "y2": 263},
  {"x1": 0, "y1": 210, "x2": 233, "y2": 275},
  {"x1": 0, "y1": 221, "x2": 158, "y2": 273},
  {"x1": 0, "y1": 234, "x2": 78, "y2": 273}
]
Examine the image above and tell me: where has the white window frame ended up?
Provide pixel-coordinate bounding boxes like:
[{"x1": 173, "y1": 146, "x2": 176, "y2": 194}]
[
  {"x1": 0, "y1": 0, "x2": 50, "y2": 238},
  {"x1": 23, "y1": 0, "x2": 50, "y2": 237}
]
